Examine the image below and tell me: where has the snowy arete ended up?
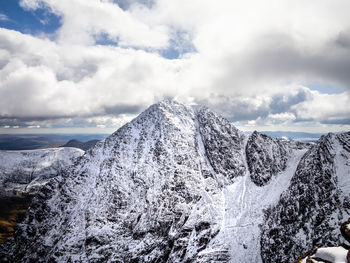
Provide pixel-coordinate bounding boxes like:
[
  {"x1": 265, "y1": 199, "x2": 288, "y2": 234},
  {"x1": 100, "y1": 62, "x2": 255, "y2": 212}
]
[{"x1": 0, "y1": 100, "x2": 349, "y2": 263}]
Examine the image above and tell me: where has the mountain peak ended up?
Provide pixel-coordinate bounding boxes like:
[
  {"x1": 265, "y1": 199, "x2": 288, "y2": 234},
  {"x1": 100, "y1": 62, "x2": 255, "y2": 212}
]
[
  {"x1": 1, "y1": 100, "x2": 249, "y2": 262},
  {"x1": 137, "y1": 99, "x2": 194, "y2": 121}
]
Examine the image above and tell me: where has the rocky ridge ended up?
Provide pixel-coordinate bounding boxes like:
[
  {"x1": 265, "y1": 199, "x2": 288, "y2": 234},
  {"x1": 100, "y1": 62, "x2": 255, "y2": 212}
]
[
  {"x1": 0, "y1": 147, "x2": 84, "y2": 196},
  {"x1": 261, "y1": 132, "x2": 350, "y2": 262}
]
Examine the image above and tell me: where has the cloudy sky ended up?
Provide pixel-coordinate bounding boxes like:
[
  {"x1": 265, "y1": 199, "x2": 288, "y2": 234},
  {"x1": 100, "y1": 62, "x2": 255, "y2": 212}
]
[{"x1": 0, "y1": 0, "x2": 350, "y2": 134}]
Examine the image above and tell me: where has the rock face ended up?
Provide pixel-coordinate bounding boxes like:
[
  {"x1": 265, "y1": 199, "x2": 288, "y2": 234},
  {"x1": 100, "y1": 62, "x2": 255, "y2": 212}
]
[
  {"x1": 341, "y1": 218, "x2": 350, "y2": 243},
  {"x1": 246, "y1": 131, "x2": 290, "y2": 186},
  {"x1": 261, "y1": 132, "x2": 350, "y2": 262},
  {"x1": 0, "y1": 100, "x2": 349, "y2": 263},
  {"x1": 196, "y1": 107, "x2": 246, "y2": 183}
]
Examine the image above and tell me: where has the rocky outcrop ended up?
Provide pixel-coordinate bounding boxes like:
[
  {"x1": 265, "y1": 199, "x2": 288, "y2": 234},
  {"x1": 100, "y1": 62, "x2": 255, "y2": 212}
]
[
  {"x1": 341, "y1": 218, "x2": 350, "y2": 243},
  {"x1": 196, "y1": 107, "x2": 245, "y2": 183},
  {"x1": 246, "y1": 131, "x2": 290, "y2": 186}
]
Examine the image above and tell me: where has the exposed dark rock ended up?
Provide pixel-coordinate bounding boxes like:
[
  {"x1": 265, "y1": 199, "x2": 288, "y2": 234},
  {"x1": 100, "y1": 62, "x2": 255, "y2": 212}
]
[
  {"x1": 196, "y1": 107, "x2": 245, "y2": 182},
  {"x1": 341, "y1": 218, "x2": 350, "y2": 243},
  {"x1": 246, "y1": 131, "x2": 290, "y2": 186}
]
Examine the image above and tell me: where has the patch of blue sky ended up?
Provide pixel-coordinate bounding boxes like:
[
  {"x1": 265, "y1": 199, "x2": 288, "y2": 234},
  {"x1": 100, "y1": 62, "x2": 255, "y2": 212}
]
[
  {"x1": 94, "y1": 33, "x2": 119, "y2": 46},
  {"x1": 113, "y1": 0, "x2": 154, "y2": 10},
  {"x1": 93, "y1": 29, "x2": 196, "y2": 60},
  {"x1": 160, "y1": 30, "x2": 196, "y2": 59},
  {"x1": 160, "y1": 45, "x2": 182, "y2": 60},
  {"x1": 307, "y1": 82, "x2": 344, "y2": 94},
  {"x1": 0, "y1": 0, "x2": 60, "y2": 36}
]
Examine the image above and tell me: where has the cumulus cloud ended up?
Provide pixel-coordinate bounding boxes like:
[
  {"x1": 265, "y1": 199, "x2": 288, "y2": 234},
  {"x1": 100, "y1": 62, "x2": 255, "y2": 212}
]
[{"x1": 1, "y1": 0, "x2": 350, "y2": 132}]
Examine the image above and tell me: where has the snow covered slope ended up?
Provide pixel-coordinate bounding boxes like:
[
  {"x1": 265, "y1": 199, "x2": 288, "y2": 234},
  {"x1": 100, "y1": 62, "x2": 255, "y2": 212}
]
[
  {"x1": 0, "y1": 147, "x2": 84, "y2": 195},
  {"x1": 0, "y1": 100, "x2": 348, "y2": 263}
]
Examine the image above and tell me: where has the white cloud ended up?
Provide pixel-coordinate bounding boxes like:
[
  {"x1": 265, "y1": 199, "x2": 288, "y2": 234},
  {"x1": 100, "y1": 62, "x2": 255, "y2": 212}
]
[
  {"x1": 267, "y1": 112, "x2": 296, "y2": 123},
  {"x1": 1, "y1": 0, "x2": 350, "y2": 132},
  {"x1": 20, "y1": 0, "x2": 44, "y2": 10},
  {"x1": 292, "y1": 91, "x2": 350, "y2": 124},
  {"x1": 20, "y1": 0, "x2": 169, "y2": 48}
]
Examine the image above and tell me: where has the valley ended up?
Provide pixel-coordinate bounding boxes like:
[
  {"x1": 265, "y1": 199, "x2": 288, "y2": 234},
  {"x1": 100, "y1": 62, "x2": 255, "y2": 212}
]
[{"x1": 0, "y1": 194, "x2": 32, "y2": 243}]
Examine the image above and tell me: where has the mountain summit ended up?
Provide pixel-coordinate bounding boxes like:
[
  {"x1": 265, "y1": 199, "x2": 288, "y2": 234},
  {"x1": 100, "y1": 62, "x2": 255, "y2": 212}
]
[{"x1": 1, "y1": 100, "x2": 349, "y2": 263}]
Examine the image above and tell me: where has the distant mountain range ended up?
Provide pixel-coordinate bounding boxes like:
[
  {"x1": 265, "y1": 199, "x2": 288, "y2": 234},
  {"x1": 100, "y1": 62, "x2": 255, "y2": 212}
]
[
  {"x1": 0, "y1": 134, "x2": 107, "y2": 150},
  {"x1": 242, "y1": 131, "x2": 326, "y2": 142},
  {"x1": 60, "y1": 139, "x2": 100, "y2": 151},
  {"x1": 259, "y1": 131, "x2": 326, "y2": 142},
  {"x1": 0, "y1": 131, "x2": 328, "y2": 151}
]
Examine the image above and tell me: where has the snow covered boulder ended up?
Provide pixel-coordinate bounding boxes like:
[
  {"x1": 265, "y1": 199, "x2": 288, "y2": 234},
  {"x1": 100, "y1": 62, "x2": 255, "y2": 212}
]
[{"x1": 300, "y1": 247, "x2": 348, "y2": 263}]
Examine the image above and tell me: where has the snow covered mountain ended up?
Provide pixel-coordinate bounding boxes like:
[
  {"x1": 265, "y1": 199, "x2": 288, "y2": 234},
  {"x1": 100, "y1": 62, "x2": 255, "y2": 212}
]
[
  {"x1": 0, "y1": 100, "x2": 349, "y2": 263},
  {"x1": 0, "y1": 147, "x2": 84, "y2": 195}
]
